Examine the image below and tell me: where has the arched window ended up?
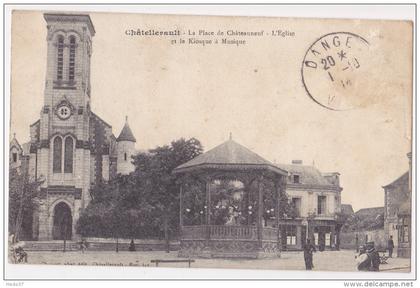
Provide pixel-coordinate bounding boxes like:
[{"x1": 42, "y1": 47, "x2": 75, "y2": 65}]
[
  {"x1": 56, "y1": 36, "x2": 64, "y2": 81},
  {"x1": 68, "y1": 36, "x2": 76, "y2": 82},
  {"x1": 64, "y1": 137, "x2": 74, "y2": 173},
  {"x1": 53, "y1": 136, "x2": 62, "y2": 173},
  {"x1": 124, "y1": 152, "x2": 127, "y2": 161}
]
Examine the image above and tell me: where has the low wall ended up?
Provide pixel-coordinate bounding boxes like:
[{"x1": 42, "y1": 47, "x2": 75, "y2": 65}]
[
  {"x1": 85, "y1": 238, "x2": 180, "y2": 251},
  {"x1": 24, "y1": 238, "x2": 180, "y2": 252},
  {"x1": 340, "y1": 229, "x2": 386, "y2": 250}
]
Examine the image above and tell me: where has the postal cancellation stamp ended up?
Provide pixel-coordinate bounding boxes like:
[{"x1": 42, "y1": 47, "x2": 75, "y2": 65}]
[{"x1": 301, "y1": 32, "x2": 370, "y2": 111}]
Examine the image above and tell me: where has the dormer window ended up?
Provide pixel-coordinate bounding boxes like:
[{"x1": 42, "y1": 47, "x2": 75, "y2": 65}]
[{"x1": 293, "y1": 175, "x2": 300, "y2": 184}]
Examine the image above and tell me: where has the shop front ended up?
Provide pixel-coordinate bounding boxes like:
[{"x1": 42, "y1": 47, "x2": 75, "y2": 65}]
[{"x1": 308, "y1": 219, "x2": 340, "y2": 250}]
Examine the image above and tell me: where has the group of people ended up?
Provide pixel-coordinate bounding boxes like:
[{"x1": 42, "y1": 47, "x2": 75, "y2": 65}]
[
  {"x1": 355, "y1": 235, "x2": 395, "y2": 272},
  {"x1": 303, "y1": 237, "x2": 389, "y2": 272},
  {"x1": 355, "y1": 241, "x2": 381, "y2": 271}
]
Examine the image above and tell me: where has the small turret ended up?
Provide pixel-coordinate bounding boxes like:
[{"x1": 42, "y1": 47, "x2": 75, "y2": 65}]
[
  {"x1": 10, "y1": 133, "x2": 23, "y2": 168},
  {"x1": 116, "y1": 116, "x2": 136, "y2": 175}
]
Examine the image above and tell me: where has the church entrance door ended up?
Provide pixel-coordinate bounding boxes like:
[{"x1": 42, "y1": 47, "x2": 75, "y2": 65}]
[{"x1": 52, "y1": 202, "x2": 72, "y2": 240}]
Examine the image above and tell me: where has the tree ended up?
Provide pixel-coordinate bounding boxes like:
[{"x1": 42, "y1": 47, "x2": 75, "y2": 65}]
[
  {"x1": 9, "y1": 166, "x2": 43, "y2": 241},
  {"x1": 131, "y1": 138, "x2": 203, "y2": 250},
  {"x1": 76, "y1": 137, "x2": 203, "y2": 249},
  {"x1": 76, "y1": 175, "x2": 146, "y2": 251}
]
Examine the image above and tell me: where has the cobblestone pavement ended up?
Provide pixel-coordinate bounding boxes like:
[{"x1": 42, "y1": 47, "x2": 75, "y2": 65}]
[{"x1": 22, "y1": 249, "x2": 410, "y2": 272}]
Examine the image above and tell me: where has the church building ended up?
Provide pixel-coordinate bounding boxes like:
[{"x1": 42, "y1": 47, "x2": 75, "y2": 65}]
[{"x1": 10, "y1": 13, "x2": 137, "y2": 241}]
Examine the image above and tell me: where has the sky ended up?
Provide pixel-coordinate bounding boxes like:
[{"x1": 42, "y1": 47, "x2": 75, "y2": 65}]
[{"x1": 9, "y1": 11, "x2": 412, "y2": 211}]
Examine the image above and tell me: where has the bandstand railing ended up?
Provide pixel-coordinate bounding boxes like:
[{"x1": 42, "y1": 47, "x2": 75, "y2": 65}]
[
  {"x1": 209, "y1": 225, "x2": 257, "y2": 239},
  {"x1": 182, "y1": 225, "x2": 279, "y2": 241}
]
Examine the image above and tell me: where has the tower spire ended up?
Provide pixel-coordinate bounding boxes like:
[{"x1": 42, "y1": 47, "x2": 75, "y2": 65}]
[{"x1": 117, "y1": 116, "x2": 136, "y2": 142}]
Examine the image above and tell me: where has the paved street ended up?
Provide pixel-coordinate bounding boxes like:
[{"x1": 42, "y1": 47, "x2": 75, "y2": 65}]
[{"x1": 22, "y1": 249, "x2": 410, "y2": 272}]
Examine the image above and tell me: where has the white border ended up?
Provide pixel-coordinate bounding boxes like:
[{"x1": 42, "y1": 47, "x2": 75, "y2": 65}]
[{"x1": 2, "y1": 3, "x2": 416, "y2": 283}]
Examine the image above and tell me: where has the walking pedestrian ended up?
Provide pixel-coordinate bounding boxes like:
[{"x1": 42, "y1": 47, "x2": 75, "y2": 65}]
[
  {"x1": 303, "y1": 238, "x2": 316, "y2": 270},
  {"x1": 387, "y1": 236, "x2": 394, "y2": 258}
]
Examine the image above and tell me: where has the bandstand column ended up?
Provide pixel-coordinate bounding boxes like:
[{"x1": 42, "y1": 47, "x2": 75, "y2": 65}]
[
  {"x1": 179, "y1": 184, "x2": 183, "y2": 228},
  {"x1": 243, "y1": 181, "x2": 251, "y2": 225},
  {"x1": 275, "y1": 178, "x2": 280, "y2": 252},
  {"x1": 257, "y1": 176, "x2": 263, "y2": 249},
  {"x1": 205, "y1": 179, "x2": 211, "y2": 247}
]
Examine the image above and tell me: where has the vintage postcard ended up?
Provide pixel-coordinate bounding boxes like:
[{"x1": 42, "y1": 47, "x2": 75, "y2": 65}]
[{"x1": 6, "y1": 7, "x2": 414, "y2": 279}]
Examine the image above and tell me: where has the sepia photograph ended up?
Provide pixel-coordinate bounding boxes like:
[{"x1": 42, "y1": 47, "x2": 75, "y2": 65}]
[{"x1": 4, "y1": 4, "x2": 415, "y2": 282}]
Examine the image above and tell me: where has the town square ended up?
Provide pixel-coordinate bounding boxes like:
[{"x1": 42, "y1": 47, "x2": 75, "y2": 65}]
[{"x1": 7, "y1": 8, "x2": 413, "y2": 279}]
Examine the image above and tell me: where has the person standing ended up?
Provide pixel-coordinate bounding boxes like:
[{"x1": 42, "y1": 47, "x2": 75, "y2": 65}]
[
  {"x1": 387, "y1": 236, "x2": 394, "y2": 258},
  {"x1": 129, "y1": 239, "x2": 136, "y2": 252},
  {"x1": 79, "y1": 239, "x2": 87, "y2": 253},
  {"x1": 366, "y1": 242, "x2": 381, "y2": 271},
  {"x1": 303, "y1": 238, "x2": 316, "y2": 270}
]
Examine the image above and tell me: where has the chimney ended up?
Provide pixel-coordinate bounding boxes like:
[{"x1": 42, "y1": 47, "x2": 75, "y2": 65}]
[{"x1": 292, "y1": 160, "x2": 303, "y2": 165}]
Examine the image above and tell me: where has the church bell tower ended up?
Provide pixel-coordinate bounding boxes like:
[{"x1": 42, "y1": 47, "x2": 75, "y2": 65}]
[{"x1": 35, "y1": 14, "x2": 95, "y2": 240}]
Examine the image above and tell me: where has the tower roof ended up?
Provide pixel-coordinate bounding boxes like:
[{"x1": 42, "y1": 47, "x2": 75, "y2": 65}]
[
  {"x1": 44, "y1": 13, "x2": 96, "y2": 36},
  {"x1": 10, "y1": 133, "x2": 22, "y2": 152},
  {"x1": 117, "y1": 117, "x2": 136, "y2": 142}
]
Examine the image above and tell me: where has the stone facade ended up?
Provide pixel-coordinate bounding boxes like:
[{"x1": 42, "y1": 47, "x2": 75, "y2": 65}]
[
  {"x1": 275, "y1": 162, "x2": 342, "y2": 250},
  {"x1": 383, "y1": 152, "x2": 411, "y2": 258},
  {"x1": 383, "y1": 172, "x2": 409, "y2": 245},
  {"x1": 10, "y1": 13, "x2": 138, "y2": 241}
]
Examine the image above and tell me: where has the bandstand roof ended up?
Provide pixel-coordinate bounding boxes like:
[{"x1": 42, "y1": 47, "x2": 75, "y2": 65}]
[{"x1": 173, "y1": 139, "x2": 287, "y2": 175}]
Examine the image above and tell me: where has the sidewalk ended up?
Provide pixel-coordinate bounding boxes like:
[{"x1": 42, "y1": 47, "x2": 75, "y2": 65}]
[{"x1": 22, "y1": 249, "x2": 410, "y2": 272}]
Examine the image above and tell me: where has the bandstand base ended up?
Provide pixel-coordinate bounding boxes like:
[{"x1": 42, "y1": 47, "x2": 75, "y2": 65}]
[{"x1": 178, "y1": 239, "x2": 280, "y2": 259}]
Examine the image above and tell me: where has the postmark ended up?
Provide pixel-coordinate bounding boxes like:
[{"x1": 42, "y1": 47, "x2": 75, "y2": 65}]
[{"x1": 301, "y1": 32, "x2": 370, "y2": 111}]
